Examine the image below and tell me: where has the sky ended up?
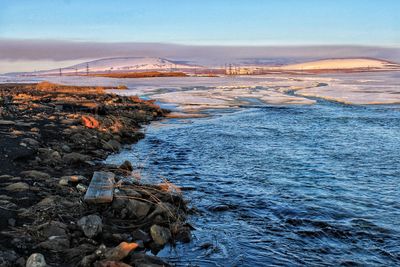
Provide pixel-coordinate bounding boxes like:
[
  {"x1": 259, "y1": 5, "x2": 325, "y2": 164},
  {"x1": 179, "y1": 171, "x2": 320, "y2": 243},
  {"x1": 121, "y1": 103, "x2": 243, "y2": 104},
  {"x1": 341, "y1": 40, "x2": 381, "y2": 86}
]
[{"x1": 0, "y1": 0, "x2": 400, "y2": 72}]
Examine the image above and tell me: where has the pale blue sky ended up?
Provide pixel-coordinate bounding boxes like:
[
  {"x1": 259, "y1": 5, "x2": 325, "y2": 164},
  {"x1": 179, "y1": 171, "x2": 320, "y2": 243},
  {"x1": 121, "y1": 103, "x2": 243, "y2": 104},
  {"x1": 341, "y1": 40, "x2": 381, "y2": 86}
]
[{"x1": 1, "y1": 0, "x2": 399, "y2": 46}]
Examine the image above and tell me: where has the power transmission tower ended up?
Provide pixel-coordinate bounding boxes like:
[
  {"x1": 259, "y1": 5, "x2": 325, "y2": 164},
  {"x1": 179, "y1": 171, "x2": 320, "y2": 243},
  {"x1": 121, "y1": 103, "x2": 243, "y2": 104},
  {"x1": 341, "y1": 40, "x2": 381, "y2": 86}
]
[
  {"x1": 86, "y1": 63, "x2": 89, "y2": 76},
  {"x1": 59, "y1": 68, "x2": 62, "y2": 76}
]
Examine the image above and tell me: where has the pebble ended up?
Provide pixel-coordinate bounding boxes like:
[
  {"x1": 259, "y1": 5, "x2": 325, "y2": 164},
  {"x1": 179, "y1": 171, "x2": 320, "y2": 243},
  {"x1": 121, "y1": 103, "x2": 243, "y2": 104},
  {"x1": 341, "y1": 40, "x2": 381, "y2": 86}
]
[{"x1": 76, "y1": 183, "x2": 88, "y2": 192}]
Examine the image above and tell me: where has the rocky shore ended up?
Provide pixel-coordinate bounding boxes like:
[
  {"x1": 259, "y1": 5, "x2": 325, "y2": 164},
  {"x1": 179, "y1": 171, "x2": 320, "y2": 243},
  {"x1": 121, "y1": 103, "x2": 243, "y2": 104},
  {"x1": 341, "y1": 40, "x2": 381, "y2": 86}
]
[{"x1": 0, "y1": 82, "x2": 192, "y2": 267}]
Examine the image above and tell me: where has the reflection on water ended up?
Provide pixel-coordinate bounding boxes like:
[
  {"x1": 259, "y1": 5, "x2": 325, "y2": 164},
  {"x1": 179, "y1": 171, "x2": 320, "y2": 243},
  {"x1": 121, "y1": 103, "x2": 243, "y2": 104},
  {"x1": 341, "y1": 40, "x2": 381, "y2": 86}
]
[{"x1": 107, "y1": 101, "x2": 400, "y2": 266}]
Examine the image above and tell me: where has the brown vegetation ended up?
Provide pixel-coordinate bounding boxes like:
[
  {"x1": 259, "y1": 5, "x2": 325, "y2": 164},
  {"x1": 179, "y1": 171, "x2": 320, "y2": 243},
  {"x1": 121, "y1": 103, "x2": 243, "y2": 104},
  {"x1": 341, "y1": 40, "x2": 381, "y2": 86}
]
[{"x1": 33, "y1": 81, "x2": 128, "y2": 94}]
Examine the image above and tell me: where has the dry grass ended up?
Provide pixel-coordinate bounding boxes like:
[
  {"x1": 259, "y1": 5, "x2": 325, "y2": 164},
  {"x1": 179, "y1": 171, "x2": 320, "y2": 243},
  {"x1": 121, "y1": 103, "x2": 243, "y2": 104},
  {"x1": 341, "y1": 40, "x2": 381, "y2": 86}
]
[{"x1": 35, "y1": 81, "x2": 106, "y2": 94}]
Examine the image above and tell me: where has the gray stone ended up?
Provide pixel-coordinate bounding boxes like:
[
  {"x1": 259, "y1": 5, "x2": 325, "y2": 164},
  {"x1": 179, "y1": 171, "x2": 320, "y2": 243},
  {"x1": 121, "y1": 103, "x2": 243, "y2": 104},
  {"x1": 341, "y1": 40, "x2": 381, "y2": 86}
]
[
  {"x1": 103, "y1": 140, "x2": 121, "y2": 151},
  {"x1": 58, "y1": 177, "x2": 69, "y2": 186},
  {"x1": 150, "y1": 225, "x2": 171, "y2": 246},
  {"x1": 126, "y1": 199, "x2": 151, "y2": 218},
  {"x1": 84, "y1": 172, "x2": 115, "y2": 204},
  {"x1": 21, "y1": 138, "x2": 39, "y2": 147},
  {"x1": 112, "y1": 198, "x2": 151, "y2": 219},
  {"x1": 76, "y1": 183, "x2": 88, "y2": 193},
  {"x1": 39, "y1": 221, "x2": 68, "y2": 238},
  {"x1": 5, "y1": 182, "x2": 29, "y2": 192},
  {"x1": 63, "y1": 152, "x2": 91, "y2": 164},
  {"x1": 20, "y1": 170, "x2": 50, "y2": 180},
  {"x1": 61, "y1": 144, "x2": 71, "y2": 153},
  {"x1": 37, "y1": 237, "x2": 70, "y2": 251},
  {"x1": 0, "y1": 120, "x2": 15, "y2": 126},
  {"x1": 119, "y1": 160, "x2": 133, "y2": 171},
  {"x1": 77, "y1": 215, "x2": 102, "y2": 238},
  {"x1": 132, "y1": 229, "x2": 152, "y2": 243},
  {"x1": 0, "y1": 250, "x2": 18, "y2": 267},
  {"x1": 26, "y1": 253, "x2": 46, "y2": 267}
]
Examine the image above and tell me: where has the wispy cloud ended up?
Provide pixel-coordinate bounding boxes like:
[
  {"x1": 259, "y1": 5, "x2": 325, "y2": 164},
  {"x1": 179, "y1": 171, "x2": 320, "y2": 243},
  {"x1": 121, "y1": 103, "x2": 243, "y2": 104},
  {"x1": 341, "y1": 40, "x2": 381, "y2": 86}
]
[{"x1": 0, "y1": 39, "x2": 399, "y2": 72}]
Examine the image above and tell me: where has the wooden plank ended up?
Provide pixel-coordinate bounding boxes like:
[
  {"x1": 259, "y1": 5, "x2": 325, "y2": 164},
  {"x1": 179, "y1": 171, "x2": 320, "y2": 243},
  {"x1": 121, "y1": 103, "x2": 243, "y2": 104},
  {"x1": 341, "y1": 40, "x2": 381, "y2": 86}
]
[{"x1": 84, "y1": 171, "x2": 115, "y2": 204}]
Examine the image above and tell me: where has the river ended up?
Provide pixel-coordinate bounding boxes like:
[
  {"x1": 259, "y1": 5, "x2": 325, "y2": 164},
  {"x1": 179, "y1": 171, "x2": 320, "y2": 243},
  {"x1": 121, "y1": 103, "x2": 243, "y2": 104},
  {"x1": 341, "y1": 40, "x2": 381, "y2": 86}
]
[{"x1": 107, "y1": 100, "x2": 400, "y2": 266}]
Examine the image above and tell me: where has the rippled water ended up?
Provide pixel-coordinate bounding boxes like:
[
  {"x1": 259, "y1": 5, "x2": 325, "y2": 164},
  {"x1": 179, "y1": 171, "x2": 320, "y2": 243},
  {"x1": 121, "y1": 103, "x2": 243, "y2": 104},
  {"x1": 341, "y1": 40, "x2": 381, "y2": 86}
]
[{"x1": 107, "y1": 100, "x2": 400, "y2": 266}]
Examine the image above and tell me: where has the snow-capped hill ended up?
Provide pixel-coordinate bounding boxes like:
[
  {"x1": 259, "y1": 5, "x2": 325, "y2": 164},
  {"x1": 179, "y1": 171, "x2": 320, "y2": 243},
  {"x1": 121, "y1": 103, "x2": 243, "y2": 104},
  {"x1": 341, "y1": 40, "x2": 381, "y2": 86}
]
[
  {"x1": 22, "y1": 57, "x2": 201, "y2": 75},
  {"x1": 276, "y1": 58, "x2": 400, "y2": 70}
]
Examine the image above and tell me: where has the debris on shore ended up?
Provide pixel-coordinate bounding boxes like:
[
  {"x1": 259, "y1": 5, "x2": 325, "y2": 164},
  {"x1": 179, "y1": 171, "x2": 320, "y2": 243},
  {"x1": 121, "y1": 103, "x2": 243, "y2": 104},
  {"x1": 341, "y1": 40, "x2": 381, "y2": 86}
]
[{"x1": 0, "y1": 82, "x2": 192, "y2": 267}]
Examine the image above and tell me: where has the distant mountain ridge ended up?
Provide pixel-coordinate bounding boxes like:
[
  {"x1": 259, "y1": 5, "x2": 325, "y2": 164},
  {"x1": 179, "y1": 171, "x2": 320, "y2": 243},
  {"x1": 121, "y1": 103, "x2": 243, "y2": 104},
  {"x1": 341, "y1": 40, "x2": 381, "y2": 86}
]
[
  {"x1": 6, "y1": 57, "x2": 400, "y2": 76},
  {"x1": 9, "y1": 57, "x2": 201, "y2": 76}
]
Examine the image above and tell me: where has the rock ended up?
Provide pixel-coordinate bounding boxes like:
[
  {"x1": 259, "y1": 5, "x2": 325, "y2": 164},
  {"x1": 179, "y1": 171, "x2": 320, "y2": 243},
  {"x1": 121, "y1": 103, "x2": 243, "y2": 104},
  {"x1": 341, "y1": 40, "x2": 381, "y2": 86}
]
[
  {"x1": 0, "y1": 175, "x2": 14, "y2": 180},
  {"x1": 36, "y1": 196, "x2": 55, "y2": 207},
  {"x1": 170, "y1": 222, "x2": 192, "y2": 243},
  {"x1": 64, "y1": 175, "x2": 86, "y2": 183},
  {"x1": 82, "y1": 115, "x2": 100, "y2": 129},
  {"x1": 103, "y1": 140, "x2": 121, "y2": 152},
  {"x1": 64, "y1": 243, "x2": 97, "y2": 265},
  {"x1": 84, "y1": 172, "x2": 115, "y2": 204},
  {"x1": 0, "y1": 250, "x2": 18, "y2": 267},
  {"x1": 76, "y1": 183, "x2": 88, "y2": 193},
  {"x1": 150, "y1": 225, "x2": 171, "y2": 246},
  {"x1": 94, "y1": 260, "x2": 132, "y2": 267},
  {"x1": 8, "y1": 218, "x2": 16, "y2": 227},
  {"x1": 104, "y1": 242, "x2": 139, "y2": 261},
  {"x1": 37, "y1": 237, "x2": 70, "y2": 251},
  {"x1": 119, "y1": 188, "x2": 142, "y2": 198},
  {"x1": 21, "y1": 138, "x2": 39, "y2": 147},
  {"x1": 5, "y1": 182, "x2": 29, "y2": 191},
  {"x1": 20, "y1": 170, "x2": 50, "y2": 180},
  {"x1": 39, "y1": 221, "x2": 68, "y2": 238},
  {"x1": 59, "y1": 177, "x2": 69, "y2": 186},
  {"x1": 15, "y1": 257, "x2": 25, "y2": 267},
  {"x1": 131, "y1": 229, "x2": 152, "y2": 243},
  {"x1": 119, "y1": 160, "x2": 133, "y2": 172},
  {"x1": 63, "y1": 152, "x2": 91, "y2": 164},
  {"x1": 59, "y1": 175, "x2": 86, "y2": 186},
  {"x1": 77, "y1": 215, "x2": 102, "y2": 238},
  {"x1": 37, "y1": 148, "x2": 61, "y2": 164},
  {"x1": 0, "y1": 120, "x2": 15, "y2": 126},
  {"x1": 127, "y1": 253, "x2": 170, "y2": 267},
  {"x1": 26, "y1": 253, "x2": 46, "y2": 267},
  {"x1": 80, "y1": 244, "x2": 107, "y2": 267},
  {"x1": 112, "y1": 198, "x2": 151, "y2": 219},
  {"x1": 61, "y1": 144, "x2": 71, "y2": 153},
  {"x1": 126, "y1": 199, "x2": 151, "y2": 218}
]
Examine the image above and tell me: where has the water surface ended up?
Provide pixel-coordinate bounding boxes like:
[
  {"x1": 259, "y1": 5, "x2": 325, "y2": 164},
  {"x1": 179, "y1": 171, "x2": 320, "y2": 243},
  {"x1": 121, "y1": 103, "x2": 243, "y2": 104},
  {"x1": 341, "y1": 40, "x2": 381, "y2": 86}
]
[{"x1": 107, "y1": 101, "x2": 400, "y2": 266}]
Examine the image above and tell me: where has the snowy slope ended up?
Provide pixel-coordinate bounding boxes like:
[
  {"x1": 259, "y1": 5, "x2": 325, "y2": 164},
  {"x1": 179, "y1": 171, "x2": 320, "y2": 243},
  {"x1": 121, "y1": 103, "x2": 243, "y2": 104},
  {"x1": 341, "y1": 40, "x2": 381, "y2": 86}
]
[
  {"x1": 276, "y1": 58, "x2": 399, "y2": 70},
  {"x1": 25, "y1": 57, "x2": 201, "y2": 75}
]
